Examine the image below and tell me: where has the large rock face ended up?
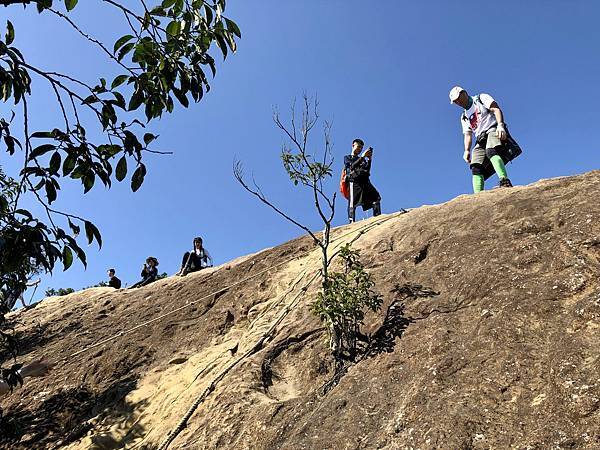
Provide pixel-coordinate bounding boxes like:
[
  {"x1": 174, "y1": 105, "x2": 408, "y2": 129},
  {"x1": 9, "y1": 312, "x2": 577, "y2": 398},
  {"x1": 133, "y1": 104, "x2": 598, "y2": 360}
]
[{"x1": 1, "y1": 171, "x2": 599, "y2": 450}]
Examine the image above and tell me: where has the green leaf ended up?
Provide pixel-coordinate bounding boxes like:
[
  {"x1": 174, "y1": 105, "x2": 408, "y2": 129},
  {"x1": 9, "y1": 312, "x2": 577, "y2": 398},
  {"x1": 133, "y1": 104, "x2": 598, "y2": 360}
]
[
  {"x1": 225, "y1": 18, "x2": 241, "y2": 38},
  {"x1": 49, "y1": 151, "x2": 61, "y2": 175},
  {"x1": 62, "y1": 246, "x2": 73, "y2": 271},
  {"x1": 104, "y1": 144, "x2": 121, "y2": 158},
  {"x1": 172, "y1": 88, "x2": 189, "y2": 108},
  {"x1": 111, "y1": 74, "x2": 129, "y2": 89},
  {"x1": 31, "y1": 131, "x2": 54, "y2": 138},
  {"x1": 131, "y1": 163, "x2": 146, "y2": 192},
  {"x1": 84, "y1": 220, "x2": 102, "y2": 248},
  {"x1": 45, "y1": 179, "x2": 57, "y2": 204},
  {"x1": 115, "y1": 156, "x2": 127, "y2": 181},
  {"x1": 65, "y1": 0, "x2": 78, "y2": 11},
  {"x1": 62, "y1": 154, "x2": 76, "y2": 176},
  {"x1": 214, "y1": 33, "x2": 228, "y2": 59},
  {"x1": 29, "y1": 143, "x2": 56, "y2": 159},
  {"x1": 166, "y1": 20, "x2": 181, "y2": 38},
  {"x1": 128, "y1": 90, "x2": 145, "y2": 111},
  {"x1": 113, "y1": 34, "x2": 134, "y2": 53},
  {"x1": 83, "y1": 173, "x2": 95, "y2": 193},
  {"x1": 67, "y1": 218, "x2": 80, "y2": 236},
  {"x1": 5, "y1": 20, "x2": 15, "y2": 46},
  {"x1": 143, "y1": 133, "x2": 157, "y2": 145},
  {"x1": 117, "y1": 42, "x2": 135, "y2": 61}
]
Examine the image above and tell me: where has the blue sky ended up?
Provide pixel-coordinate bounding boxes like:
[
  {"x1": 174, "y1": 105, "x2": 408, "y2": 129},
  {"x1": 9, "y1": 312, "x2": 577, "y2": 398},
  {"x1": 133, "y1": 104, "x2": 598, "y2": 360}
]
[{"x1": 2, "y1": 1, "x2": 599, "y2": 302}]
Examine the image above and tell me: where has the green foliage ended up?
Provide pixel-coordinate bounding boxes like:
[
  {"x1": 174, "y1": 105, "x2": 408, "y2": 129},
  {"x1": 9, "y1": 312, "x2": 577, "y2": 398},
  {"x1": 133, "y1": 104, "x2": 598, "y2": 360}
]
[
  {"x1": 0, "y1": 0, "x2": 240, "y2": 392},
  {"x1": 312, "y1": 244, "x2": 382, "y2": 359},
  {"x1": 281, "y1": 151, "x2": 333, "y2": 187},
  {"x1": 44, "y1": 287, "x2": 75, "y2": 297}
]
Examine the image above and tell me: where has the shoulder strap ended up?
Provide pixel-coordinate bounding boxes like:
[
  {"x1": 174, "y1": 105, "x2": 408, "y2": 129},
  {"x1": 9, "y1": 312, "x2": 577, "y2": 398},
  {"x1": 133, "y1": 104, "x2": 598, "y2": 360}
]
[{"x1": 474, "y1": 94, "x2": 488, "y2": 113}]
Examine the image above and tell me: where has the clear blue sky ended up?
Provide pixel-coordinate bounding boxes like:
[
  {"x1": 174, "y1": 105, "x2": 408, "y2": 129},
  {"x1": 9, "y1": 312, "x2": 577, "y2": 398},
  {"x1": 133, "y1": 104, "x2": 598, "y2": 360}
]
[{"x1": 2, "y1": 1, "x2": 599, "y2": 302}]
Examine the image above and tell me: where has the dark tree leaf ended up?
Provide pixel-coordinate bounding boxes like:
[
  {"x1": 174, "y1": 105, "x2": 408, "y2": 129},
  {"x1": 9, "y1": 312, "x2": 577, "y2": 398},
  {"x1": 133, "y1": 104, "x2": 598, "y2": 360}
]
[
  {"x1": 65, "y1": 0, "x2": 78, "y2": 11},
  {"x1": 84, "y1": 220, "x2": 102, "y2": 248},
  {"x1": 5, "y1": 20, "x2": 15, "y2": 46},
  {"x1": 225, "y1": 18, "x2": 241, "y2": 38},
  {"x1": 115, "y1": 156, "x2": 127, "y2": 181},
  {"x1": 49, "y1": 151, "x2": 61, "y2": 175},
  {"x1": 62, "y1": 154, "x2": 76, "y2": 176},
  {"x1": 117, "y1": 42, "x2": 135, "y2": 61},
  {"x1": 143, "y1": 133, "x2": 157, "y2": 145},
  {"x1": 29, "y1": 143, "x2": 56, "y2": 159},
  {"x1": 62, "y1": 246, "x2": 73, "y2": 271},
  {"x1": 111, "y1": 74, "x2": 129, "y2": 90},
  {"x1": 83, "y1": 173, "x2": 95, "y2": 193},
  {"x1": 131, "y1": 163, "x2": 146, "y2": 192},
  {"x1": 67, "y1": 218, "x2": 80, "y2": 236},
  {"x1": 45, "y1": 179, "x2": 57, "y2": 204},
  {"x1": 113, "y1": 34, "x2": 134, "y2": 53}
]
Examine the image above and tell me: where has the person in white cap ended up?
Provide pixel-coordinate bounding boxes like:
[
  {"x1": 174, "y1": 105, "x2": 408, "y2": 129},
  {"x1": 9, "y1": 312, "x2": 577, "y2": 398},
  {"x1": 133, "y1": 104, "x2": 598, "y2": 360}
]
[{"x1": 449, "y1": 86, "x2": 517, "y2": 192}]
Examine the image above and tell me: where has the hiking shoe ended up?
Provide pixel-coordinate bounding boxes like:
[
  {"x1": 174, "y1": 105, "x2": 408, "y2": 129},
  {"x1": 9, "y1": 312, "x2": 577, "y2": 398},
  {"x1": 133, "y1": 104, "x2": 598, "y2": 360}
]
[{"x1": 499, "y1": 177, "x2": 513, "y2": 188}]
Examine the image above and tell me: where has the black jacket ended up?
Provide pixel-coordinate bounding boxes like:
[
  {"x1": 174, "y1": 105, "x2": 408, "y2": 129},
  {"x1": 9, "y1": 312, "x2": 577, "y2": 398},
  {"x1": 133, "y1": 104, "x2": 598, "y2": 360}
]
[{"x1": 108, "y1": 276, "x2": 122, "y2": 289}]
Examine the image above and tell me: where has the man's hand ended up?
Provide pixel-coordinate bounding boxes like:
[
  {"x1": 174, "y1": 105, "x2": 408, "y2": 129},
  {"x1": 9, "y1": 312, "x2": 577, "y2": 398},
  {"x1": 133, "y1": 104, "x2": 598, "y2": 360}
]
[
  {"x1": 496, "y1": 123, "x2": 507, "y2": 141},
  {"x1": 463, "y1": 150, "x2": 471, "y2": 163}
]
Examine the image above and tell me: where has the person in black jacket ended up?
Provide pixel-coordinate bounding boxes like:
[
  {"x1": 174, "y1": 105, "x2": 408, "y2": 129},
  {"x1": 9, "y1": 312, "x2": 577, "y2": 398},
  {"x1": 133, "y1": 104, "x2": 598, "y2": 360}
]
[
  {"x1": 343, "y1": 138, "x2": 381, "y2": 223},
  {"x1": 130, "y1": 257, "x2": 159, "y2": 288},
  {"x1": 107, "y1": 268, "x2": 122, "y2": 289},
  {"x1": 177, "y1": 237, "x2": 213, "y2": 276}
]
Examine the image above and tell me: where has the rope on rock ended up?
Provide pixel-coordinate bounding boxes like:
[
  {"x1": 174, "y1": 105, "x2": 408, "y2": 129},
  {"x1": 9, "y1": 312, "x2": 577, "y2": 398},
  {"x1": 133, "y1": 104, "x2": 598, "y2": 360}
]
[
  {"x1": 157, "y1": 270, "x2": 320, "y2": 450},
  {"x1": 64, "y1": 212, "x2": 401, "y2": 362}
]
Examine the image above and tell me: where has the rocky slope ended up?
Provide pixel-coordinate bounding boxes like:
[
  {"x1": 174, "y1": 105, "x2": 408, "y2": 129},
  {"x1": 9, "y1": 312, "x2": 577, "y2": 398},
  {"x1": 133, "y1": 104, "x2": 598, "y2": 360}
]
[{"x1": 1, "y1": 171, "x2": 599, "y2": 450}]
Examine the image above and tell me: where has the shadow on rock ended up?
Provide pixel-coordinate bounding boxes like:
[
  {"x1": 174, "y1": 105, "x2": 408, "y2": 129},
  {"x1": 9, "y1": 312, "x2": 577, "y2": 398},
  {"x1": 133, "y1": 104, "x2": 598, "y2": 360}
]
[{"x1": 0, "y1": 376, "x2": 145, "y2": 450}]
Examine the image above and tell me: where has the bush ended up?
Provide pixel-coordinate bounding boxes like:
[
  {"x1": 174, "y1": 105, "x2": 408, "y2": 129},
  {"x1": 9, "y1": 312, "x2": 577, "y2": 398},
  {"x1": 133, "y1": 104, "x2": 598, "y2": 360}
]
[{"x1": 312, "y1": 244, "x2": 382, "y2": 360}]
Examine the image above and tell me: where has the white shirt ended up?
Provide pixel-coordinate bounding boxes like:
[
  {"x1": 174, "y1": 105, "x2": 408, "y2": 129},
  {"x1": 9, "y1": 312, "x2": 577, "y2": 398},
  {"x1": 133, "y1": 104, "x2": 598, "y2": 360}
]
[
  {"x1": 195, "y1": 248, "x2": 213, "y2": 268},
  {"x1": 461, "y1": 93, "x2": 497, "y2": 138}
]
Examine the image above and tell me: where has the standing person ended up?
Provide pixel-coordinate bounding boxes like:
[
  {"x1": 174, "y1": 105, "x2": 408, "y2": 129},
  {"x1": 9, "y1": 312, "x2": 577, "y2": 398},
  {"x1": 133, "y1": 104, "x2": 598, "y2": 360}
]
[
  {"x1": 449, "y1": 86, "x2": 521, "y2": 193},
  {"x1": 130, "y1": 257, "x2": 159, "y2": 288},
  {"x1": 107, "y1": 268, "x2": 122, "y2": 289},
  {"x1": 343, "y1": 138, "x2": 381, "y2": 223},
  {"x1": 177, "y1": 237, "x2": 213, "y2": 276}
]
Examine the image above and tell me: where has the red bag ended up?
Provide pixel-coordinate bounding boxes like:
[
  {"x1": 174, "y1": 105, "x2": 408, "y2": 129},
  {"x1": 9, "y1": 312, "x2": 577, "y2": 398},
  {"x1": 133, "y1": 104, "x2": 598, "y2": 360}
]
[{"x1": 340, "y1": 168, "x2": 350, "y2": 200}]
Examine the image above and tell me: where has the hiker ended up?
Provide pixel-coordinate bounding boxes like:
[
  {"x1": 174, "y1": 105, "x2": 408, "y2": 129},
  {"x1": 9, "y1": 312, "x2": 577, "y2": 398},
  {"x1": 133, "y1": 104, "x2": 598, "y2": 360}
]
[
  {"x1": 130, "y1": 257, "x2": 159, "y2": 288},
  {"x1": 0, "y1": 359, "x2": 52, "y2": 397},
  {"x1": 177, "y1": 237, "x2": 213, "y2": 276},
  {"x1": 343, "y1": 138, "x2": 381, "y2": 223},
  {"x1": 449, "y1": 86, "x2": 521, "y2": 193},
  {"x1": 107, "y1": 268, "x2": 122, "y2": 289}
]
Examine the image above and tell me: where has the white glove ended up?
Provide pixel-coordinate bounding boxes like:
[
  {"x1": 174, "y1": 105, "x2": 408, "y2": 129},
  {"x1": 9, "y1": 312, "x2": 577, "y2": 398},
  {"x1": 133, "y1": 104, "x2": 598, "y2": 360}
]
[{"x1": 496, "y1": 123, "x2": 507, "y2": 141}]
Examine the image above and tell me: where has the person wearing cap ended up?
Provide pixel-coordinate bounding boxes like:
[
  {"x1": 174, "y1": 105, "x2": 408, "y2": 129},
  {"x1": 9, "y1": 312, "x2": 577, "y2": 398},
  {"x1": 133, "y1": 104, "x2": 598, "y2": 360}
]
[
  {"x1": 177, "y1": 237, "x2": 213, "y2": 276},
  {"x1": 107, "y1": 268, "x2": 122, "y2": 289},
  {"x1": 131, "y1": 256, "x2": 159, "y2": 288},
  {"x1": 449, "y1": 86, "x2": 515, "y2": 192},
  {"x1": 343, "y1": 138, "x2": 382, "y2": 223}
]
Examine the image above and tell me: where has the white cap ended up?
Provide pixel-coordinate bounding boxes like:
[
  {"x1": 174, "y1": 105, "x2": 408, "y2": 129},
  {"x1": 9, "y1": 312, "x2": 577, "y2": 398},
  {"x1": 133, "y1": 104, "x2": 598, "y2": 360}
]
[{"x1": 449, "y1": 86, "x2": 465, "y2": 104}]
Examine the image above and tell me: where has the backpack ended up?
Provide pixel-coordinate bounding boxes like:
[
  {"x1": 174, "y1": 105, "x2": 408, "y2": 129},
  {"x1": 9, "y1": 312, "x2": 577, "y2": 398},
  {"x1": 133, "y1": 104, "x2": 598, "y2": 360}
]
[{"x1": 340, "y1": 168, "x2": 350, "y2": 200}]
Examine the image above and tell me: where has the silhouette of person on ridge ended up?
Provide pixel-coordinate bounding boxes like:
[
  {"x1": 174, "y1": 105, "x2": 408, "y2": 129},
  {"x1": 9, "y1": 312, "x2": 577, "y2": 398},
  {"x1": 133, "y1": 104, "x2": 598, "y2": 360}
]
[
  {"x1": 107, "y1": 268, "x2": 122, "y2": 289},
  {"x1": 130, "y1": 257, "x2": 159, "y2": 288},
  {"x1": 343, "y1": 138, "x2": 381, "y2": 223},
  {"x1": 177, "y1": 237, "x2": 213, "y2": 276}
]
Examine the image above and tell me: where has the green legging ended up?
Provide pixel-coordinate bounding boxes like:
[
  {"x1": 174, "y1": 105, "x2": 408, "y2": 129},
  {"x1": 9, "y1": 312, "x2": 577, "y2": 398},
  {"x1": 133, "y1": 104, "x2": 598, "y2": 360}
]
[{"x1": 472, "y1": 155, "x2": 508, "y2": 193}]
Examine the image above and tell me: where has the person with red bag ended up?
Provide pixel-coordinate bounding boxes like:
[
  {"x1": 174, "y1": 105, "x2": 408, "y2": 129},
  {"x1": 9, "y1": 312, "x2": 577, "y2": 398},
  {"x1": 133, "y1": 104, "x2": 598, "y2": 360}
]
[{"x1": 342, "y1": 138, "x2": 381, "y2": 223}]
